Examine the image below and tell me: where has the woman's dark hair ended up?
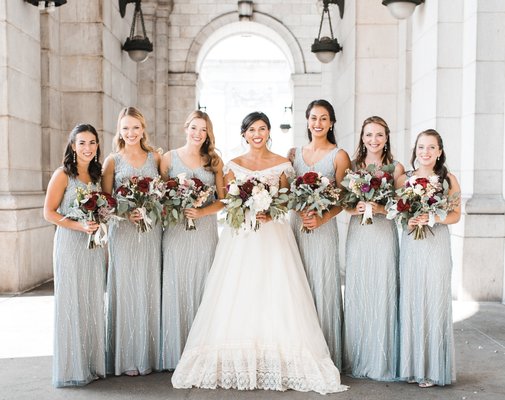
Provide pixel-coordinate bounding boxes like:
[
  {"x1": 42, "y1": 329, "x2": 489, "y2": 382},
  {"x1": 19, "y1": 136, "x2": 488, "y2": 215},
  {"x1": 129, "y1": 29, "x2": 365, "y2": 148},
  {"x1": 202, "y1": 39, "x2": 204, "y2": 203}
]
[
  {"x1": 305, "y1": 99, "x2": 336, "y2": 145},
  {"x1": 354, "y1": 116, "x2": 394, "y2": 168},
  {"x1": 410, "y1": 128, "x2": 450, "y2": 188},
  {"x1": 62, "y1": 123, "x2": 102, "y2": 184},
  {"x1": 240, "y1": 111, "x2": 271, "y2": 135}
]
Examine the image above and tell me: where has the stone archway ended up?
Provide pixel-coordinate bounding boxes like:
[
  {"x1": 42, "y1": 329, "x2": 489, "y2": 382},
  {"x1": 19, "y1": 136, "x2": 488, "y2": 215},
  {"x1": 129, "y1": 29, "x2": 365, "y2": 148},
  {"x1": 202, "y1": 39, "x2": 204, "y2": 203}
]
[{"x1": 166, "y1": 11, "x2": 317, "y2": 148}]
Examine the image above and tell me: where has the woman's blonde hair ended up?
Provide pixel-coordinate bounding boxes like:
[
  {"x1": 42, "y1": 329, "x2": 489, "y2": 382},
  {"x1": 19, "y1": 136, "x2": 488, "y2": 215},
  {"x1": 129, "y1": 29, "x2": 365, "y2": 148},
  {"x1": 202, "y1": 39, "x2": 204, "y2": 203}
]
[
  {"x1": 113, "y1": 106, "x2": 154, "y2": 153},
  {"x1": 184, "y1": 110, "x2": 221, "y2": 173}
]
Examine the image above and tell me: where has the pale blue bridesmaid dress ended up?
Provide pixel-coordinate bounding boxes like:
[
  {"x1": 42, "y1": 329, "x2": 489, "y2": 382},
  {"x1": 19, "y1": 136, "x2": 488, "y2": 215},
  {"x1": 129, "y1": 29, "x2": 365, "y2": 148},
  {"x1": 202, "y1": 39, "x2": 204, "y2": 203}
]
[
  {"x1": 106, "y1": 152, "x2": 162, "y2": 376},
  {"x1": 289, "y1": 147, "x2": 343, "y2": 369},
  {"x1": 161, "y1": 150, "x2": 219, "y2": 370},
  {"x1": 53, "y1": 174, "x2": 106, "y2": 387}
]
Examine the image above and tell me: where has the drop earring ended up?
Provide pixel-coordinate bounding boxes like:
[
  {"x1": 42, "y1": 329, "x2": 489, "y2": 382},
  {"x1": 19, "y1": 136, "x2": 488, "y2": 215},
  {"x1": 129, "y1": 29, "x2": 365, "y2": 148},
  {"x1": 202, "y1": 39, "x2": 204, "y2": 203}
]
[
  {"x1": 384, "y1": 143, "x2": 388, "y2": 152},
  {"x1": 73, "y1": 151, "x2": 76, "y2": 163},
  {"x1": 94, "y1": 154, "x2": 98, "y2": 163}
]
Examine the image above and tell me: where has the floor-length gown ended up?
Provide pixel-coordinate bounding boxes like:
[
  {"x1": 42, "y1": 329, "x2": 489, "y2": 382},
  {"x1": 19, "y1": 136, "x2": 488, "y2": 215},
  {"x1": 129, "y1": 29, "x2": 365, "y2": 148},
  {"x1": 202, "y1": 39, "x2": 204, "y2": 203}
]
[
  {"x1": 289, "y1": 147, "x2": 343, "y2": 368},
  {"x1": 106, "y1": 152, "x2": 162, "y2": 376},
  {"x1": 343, "y1": 162, "x2": 399, "y2": 380},
  {"x1": 398, "y1": 220, "x2": 455, "y2": 385},
  {"x1": 53, "y1": 175, "x2": 106, "y2": 387},
  {"x1": 161, "y1": 150, "x2": 219, "y2": 370},
  {"x1": 172, "y1": 161, "x2": 348, "y2": 394}
]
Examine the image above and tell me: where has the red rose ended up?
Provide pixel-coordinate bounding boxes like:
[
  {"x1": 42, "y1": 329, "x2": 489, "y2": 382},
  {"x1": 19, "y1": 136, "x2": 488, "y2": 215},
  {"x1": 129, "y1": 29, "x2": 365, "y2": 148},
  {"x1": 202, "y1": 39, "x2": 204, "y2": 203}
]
[
  {"x1": 397, "y1": 199, "x2": 410, "y2": 212},
  {"x1": 382, "y1": 172, "x2": 393, "y2": 182},
  {"x1": 415, "y1": 177, "x2": 430, "y2": 189},
  {"x1": 83, "y1": 196, "x2": 97, "y2": 211},
  {"x1": 302, "y1": 172, "x2": 319, "y2": 185},
  {"x1": 295, "y1": 176, "x2": 303, "y2": 186},
  {"x1": 428, "y1": 196, "x2": 437, "y2": 205},
  {"x1": 241, "y1": 180, "x2": 254, "y2": 195},
  {"x1": 192, "y1": 178, "x2": 204, "y2": 189},
  {"x1": 116, "y1": 186, "x2": 129, "y2": 196},
  {"x1": 370, "y1": 177, "x2": 381, "y2": 190},
  {"x1": 103, "y1": 193, "x2": 117, "y2": 207},
  {"x1": 137, "y1": 177, "x2": 152, "y2": 193},
  {"x1": 165, "y1": 179, "x2": 178, "y2": 189}
]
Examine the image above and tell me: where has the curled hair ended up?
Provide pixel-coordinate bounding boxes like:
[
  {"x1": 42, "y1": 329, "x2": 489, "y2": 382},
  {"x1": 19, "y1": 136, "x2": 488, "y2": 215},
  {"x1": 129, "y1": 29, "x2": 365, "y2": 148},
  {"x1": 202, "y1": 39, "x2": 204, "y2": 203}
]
[
  {"x1": 62, "y1": 123, "x2": 102, "y2": 184},
  {"x1": 354, "y1": 116, "x2": 394, "y2": 168},
  {"x1": 410, "y1": 129, "x2": 450, "y2": 188},
  {"x1": 184, "y1": 110, "x2": 221, "y2": 173},
  {"x1": 113, "y1": 106, "x2": 154, "y2": 153},
  {"x1": 240, "y1": 111, "x2": 271, "y2": 135},
  {"x1": 305, "y1": 99, "x2": 337, "y2": 145}
]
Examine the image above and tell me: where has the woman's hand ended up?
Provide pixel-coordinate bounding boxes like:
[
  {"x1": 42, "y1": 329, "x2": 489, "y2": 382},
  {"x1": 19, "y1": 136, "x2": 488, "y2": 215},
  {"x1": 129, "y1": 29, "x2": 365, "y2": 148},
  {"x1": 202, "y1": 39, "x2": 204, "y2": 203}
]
[
  {"x1": 354, "y1": 201, "x2": 385, "y2": 215},
  {"x1": 184, "y1": 207, "x2": 205, "y2": 220},
  {"x1": 128, "y1": 208, "x2": 144, "y2": 223},
  {"x1": 256, "y1": 212, "x2": 272, "y2": 224},
  {"x1": 79, "y1": 220, "x2": 99, "y2": 234},
  {"x1": 408, "y1": 214, "x2": 429, "y2": 227},
  {"x1": 301, "y1": 210, "x2": 324, "y2": 231}
]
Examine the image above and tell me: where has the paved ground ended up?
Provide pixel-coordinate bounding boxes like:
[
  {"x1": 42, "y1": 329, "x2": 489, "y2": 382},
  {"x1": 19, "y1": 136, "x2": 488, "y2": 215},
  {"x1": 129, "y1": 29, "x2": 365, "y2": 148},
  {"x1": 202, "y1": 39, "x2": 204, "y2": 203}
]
[{"x1": 1, "y1": 282, "x2": 504, "y2": 400}]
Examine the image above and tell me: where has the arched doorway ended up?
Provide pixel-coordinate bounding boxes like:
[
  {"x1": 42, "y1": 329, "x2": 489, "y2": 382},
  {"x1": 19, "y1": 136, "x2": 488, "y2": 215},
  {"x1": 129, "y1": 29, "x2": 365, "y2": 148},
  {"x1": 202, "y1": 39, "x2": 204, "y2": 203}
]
[{"x1": 198, "y1": 34, "x2": 293, "y2": 161}]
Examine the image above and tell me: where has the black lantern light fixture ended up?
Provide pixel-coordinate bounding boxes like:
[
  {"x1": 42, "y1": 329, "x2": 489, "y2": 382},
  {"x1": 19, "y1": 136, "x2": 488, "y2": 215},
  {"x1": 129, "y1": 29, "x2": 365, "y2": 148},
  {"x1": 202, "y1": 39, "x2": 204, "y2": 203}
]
[
  {"x1": 119, "y1": 0, "x2": 153, "y2": 63},
  {"x1": 311, "y1": 0, "x2": 344, "y2": 64},
  {"x1": 280, "y1": 104, "x2": 293, "y2": 133},
  {"x1": 25, "y1": 0, "x2": 67, "y2": 12},
  {"x1": 238, "y1": 0, "x2": 253, "y2": 21},
  {"x1": 382, "y1": 0, "x2": 424, "y2": 20}
]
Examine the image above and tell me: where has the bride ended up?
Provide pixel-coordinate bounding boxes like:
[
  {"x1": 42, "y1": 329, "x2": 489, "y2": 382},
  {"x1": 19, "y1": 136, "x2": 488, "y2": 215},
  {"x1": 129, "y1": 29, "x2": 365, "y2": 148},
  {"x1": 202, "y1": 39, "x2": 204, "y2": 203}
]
[{"x1": 171, "y1": 112, "x2": 348, "y2": 394}]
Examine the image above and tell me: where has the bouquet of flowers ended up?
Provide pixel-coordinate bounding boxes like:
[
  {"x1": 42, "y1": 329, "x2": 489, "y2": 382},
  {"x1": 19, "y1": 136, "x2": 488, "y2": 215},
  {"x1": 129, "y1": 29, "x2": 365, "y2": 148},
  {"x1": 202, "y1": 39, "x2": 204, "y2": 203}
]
[
  {"x1": 340, "y1": 164, "x2": 395, "y2": 225},
  {"x1": 160, "y1": 177, "x2": 182, "y2": 228},
  {"x1": 386, "y1": 175, "x2": 459, "y2": 240},
  {"x1": 65, "y1": 184, "x2": 119, "y2": 249},
  {"x1": 287, "y1": 171, "x2": 341, "y2": 233},
  {"x1": 115, "y1": 175, "x2": 165, "y2": 233},
  {"x1": 167, "y1": 173, "x2": 215, "y2": 230},
  {"x1": 223, "y1": 176, "x2": 289, "y2": 232}
]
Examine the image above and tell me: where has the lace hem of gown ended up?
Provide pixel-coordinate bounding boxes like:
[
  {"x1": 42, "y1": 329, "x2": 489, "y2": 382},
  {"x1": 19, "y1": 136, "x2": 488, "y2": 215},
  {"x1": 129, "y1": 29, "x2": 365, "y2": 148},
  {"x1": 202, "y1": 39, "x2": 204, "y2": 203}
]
[{"x1": 171, "y1": 344, "x2": 349, "y2": 394}]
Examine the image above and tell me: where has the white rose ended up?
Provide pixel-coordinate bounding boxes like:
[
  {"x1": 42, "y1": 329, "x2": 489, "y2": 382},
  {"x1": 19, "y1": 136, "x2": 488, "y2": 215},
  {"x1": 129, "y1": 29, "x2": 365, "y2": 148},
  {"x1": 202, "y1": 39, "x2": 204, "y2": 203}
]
[
  {"x1": 269, "y1": 185, "x2": 279, "y2": 196},
  {"x1": 228, "y1": 183, "x2": 240, "y2": 196},
  {"x1": 252, "y1": 189, "x2": 272, "y2": 212},
  {"x1": 321, "y1": 176, "x2": 330, "y2": 186}
]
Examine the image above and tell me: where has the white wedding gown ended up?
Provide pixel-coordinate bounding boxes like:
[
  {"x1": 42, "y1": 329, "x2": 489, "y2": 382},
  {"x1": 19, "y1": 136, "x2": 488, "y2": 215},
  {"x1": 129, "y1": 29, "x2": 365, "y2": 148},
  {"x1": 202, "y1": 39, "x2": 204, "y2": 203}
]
[{"x1": 171, "y1": 161, "x2": 348, "y2": 394}]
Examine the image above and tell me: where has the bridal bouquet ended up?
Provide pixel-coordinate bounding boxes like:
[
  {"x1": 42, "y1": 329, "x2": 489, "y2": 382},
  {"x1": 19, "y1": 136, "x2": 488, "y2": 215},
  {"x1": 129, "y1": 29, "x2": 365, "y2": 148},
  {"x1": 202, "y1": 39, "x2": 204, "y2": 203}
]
[
  {"x1": 115, "y1": 175, "x2": 165, "y2": 233},
  {"x1": 340, "y1": 164, "x2": 395, "y2": 225},
  {"x1": 160, "y1": 177, "x2": 182, "y2": 228},
  {"x1": 65, "y1": 184, "x2": 119, "y2": 249},
  {"x1": 223, "y1": 176, "x2": 289, "y2": 232},
  {"x1": 386, "y1": 175, "x2": 459, "y2": 240},
  {"x1": 168, "y1": 173, "x2": 215, "y2": 230},
  {"x1": 287, "y1": 171, "x2": 341, "y2": 233}
]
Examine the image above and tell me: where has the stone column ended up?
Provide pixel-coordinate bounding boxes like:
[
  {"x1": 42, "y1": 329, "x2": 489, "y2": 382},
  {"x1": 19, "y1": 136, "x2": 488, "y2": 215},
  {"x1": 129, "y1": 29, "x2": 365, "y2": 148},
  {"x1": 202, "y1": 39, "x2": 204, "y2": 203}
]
[
  {"x1": 167, "y1": 72, "x2": 198, "y2": 149},
  {"x1": 454, "y1": 1, "x2": 505, "y2": 302},
  {"x1": 0, "y1": 2, "x2": 53, "y2": 293}
]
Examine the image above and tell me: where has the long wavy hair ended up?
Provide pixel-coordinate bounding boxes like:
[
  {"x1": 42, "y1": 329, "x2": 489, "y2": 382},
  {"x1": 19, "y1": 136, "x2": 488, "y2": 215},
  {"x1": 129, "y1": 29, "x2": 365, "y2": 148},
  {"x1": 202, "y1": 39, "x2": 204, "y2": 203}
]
[
  {"x1": 353, "y1": 116, "x2": 394, "y2": 168},
  {"x1": 410, "y1": 129, "x2": 450, "y2": 188},
  {"x1": 113, "y1": 106, "x2": 154, "y2": 153},
  {"x1": 305, "y1": 99, "x2": 337, "y2": 145},
  {"x1": 240, "y1": 111, "x2": 271, "y2": 134},
  {"x1": 62, "y1": 123, "x2": 101, "y2": 183},
  {"x1": 184, "y1": 110, "x2": 221, "y2": 173}
]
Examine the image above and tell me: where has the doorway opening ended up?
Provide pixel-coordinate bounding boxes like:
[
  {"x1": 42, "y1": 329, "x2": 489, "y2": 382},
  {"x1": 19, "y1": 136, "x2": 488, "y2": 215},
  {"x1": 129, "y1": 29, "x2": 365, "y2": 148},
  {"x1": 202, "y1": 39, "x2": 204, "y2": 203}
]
[{"x1": 198, "y1": 34, "x2": 293, "y2": 161}]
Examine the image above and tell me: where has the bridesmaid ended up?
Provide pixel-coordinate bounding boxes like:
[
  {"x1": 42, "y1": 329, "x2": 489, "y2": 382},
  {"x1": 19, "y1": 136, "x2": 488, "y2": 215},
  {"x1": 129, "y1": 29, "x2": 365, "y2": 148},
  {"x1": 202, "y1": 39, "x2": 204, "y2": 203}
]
[
  {"x1": 342, "y1": 116, "x2": 404, "y2": 380},
  {"x1": 102, "y1": 106, "x2": 162, "y2": 376},
  {"x1": 288, "y1": 99, "x2": 351, "y2": 368},
  {"x1": 397, "y1": 129, "x2": 461, "y2": 387},
  {"x1": 44, "y1": 123, "x2": 106, "y2": 387},
  {"x1": 160, "y1": 110, "x2": 225, "y2": 370}
]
